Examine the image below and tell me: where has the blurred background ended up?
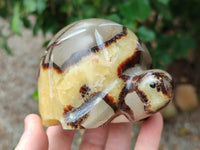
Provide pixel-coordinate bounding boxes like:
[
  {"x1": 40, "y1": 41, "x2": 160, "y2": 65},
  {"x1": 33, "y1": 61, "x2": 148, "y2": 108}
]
[{"x1": 0, "y1": 0, "x2": 199, "y2": 149}]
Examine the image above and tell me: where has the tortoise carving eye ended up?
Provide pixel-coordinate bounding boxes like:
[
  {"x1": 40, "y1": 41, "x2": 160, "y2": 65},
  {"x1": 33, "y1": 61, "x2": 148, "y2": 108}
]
[{"x1": 149, "y1": 82, "x2": 156, "y2": 88}]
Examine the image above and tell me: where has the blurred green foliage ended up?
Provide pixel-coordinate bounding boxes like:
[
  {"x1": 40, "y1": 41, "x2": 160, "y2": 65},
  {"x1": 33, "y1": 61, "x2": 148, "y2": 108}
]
[
  {"x1": 32, "y1": 89, "x2": 38, "y2": 101},
  {"x1": 0, "y1": 0, "x2": 199, "y2": 68}
]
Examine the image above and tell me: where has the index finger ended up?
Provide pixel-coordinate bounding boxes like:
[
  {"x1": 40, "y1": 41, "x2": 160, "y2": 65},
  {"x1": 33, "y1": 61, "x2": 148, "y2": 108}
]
[{"x1": 134, "y1": 113, "x2": 163, "y2": 150}]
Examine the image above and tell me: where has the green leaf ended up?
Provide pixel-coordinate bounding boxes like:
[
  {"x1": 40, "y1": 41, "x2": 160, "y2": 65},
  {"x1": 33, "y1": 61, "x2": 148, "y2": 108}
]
[
  {"x1": 43, "y1": 40, "x2": 50, "y2": 48},
  {"x1": 119, "y1": 0, "x2": 151, "y2": 22},
  {"x1": 0, "y1": 32, "x2": 5, "y2": 49},
  {"x1": 0, "y1": 31, "x2": 12, "y2": 55},
  {"x1": 119, "y1": 1, "x2": 136, "y2": 22},
  {"x1": 82, "y1": 5, "x2": 96, "y2": 18},
  {"x1": 11, "y1": 2, "x2": 23, "y2": 34},
  {"x1": 137, "y1": 26, "x2": 155, "y2": 42},
  {"x1": 153, "y1": 2, "x2": 172, "y2": 20},
  {"x1": 22, "y1": 17, "x2": 31, "y2": 28},
  {"x1": 121, "y1": 19, "x2": 138, "y2": 31},
  {"x1": 23, "y1": 0, "x2": 37, "y2": 13},
  {"x1": 36, "y1": 0, "x2": 46, "y2": 14},
  {"x1": 4, "y1": 44, "x2": 13, "y2": 55},
  {"x1": 179, "y1": 34, "x2": 195, "y2": 51},
  {"x1": 0, "y1": 7, "x2": 9, "y2": 18},
  {"x1": 33, "y1": 21, "x2": 40, "y2": 35},
  {"x1": 41, "y1": 16, "x2": 58, "y2": 34},
  {"x1": 172, "y1": 33, "x2": 196, "y2": 58},
  {"x1": 151, "y1": 32, "x2": 196, "y2": 69},
  {"x1": 0, "y1": 41, "x2": 5, "y2": 50},
  {"x1": 157, "y1": 0, "x2": 170, "y2": 5},
  {"x1": 60, "y1": 5, "x2": 68, "y2": 13},
  {"x1": 105, "y1": 14, "x2": 121, "y2": 23},
  {"x1": 23, "y1": 0, "x2": 46, "y2": 14},
  {"x1": 133, "y1": 0, "x2": 151, "y2": 21},
  {"x1": 161, "y1": 53, "x2": 173, "y2": 66},
  {"x1": 32, "y1": 89, "x2": 38, "y2": 101}
]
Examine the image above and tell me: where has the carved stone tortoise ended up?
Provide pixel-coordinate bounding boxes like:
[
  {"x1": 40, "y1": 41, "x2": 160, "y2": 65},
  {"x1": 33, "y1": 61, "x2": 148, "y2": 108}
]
[{"x1": 38, "y1": 19, "x2": 173, "y2": 129}]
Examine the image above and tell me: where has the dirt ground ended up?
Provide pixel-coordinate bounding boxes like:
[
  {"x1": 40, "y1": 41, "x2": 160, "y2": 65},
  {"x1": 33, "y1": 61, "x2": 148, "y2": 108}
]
[{"x1": 0, "y1": 17, "x2": 200, "y2": 150}]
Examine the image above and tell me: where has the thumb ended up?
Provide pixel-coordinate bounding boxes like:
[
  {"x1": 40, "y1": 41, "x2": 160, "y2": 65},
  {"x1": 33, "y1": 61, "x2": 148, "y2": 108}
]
[{"x1": 15, "y1": 114, "x2": 48, "y2": 150}]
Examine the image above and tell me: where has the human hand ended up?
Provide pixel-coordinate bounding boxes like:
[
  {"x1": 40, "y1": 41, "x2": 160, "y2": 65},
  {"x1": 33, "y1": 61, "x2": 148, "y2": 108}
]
[{"x1": 15, "y1": 113, "x2": 163, "y2": 150}]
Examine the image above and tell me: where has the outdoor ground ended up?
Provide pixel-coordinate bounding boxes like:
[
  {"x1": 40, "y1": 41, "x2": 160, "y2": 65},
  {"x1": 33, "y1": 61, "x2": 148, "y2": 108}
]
[{"x1": 0, "y1": 17, "x2": 200, "y2": 150}]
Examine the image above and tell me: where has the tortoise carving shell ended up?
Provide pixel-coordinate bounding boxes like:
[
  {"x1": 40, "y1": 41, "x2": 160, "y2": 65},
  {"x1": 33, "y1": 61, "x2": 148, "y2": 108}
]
[{"x1": 38, "y1": 18, "x2": 173, "y2": 129}]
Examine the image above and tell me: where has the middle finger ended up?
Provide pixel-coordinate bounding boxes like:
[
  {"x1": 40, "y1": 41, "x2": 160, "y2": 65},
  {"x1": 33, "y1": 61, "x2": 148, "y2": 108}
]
[
  {"x1": 79, "y1": 125, "x2": 109, "y2": 150},
  {"x1": 47, "y1": 125, "x2": 76, "y2": 150}
]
